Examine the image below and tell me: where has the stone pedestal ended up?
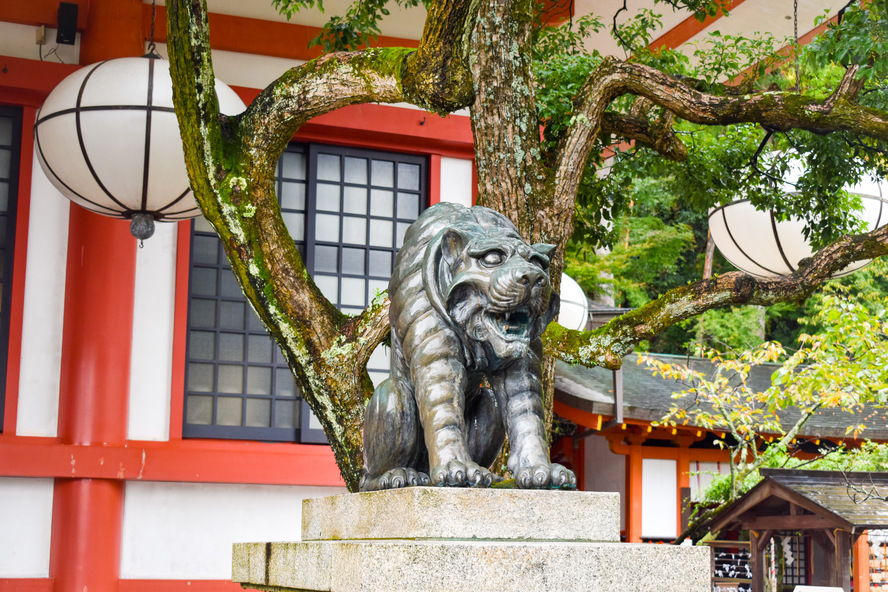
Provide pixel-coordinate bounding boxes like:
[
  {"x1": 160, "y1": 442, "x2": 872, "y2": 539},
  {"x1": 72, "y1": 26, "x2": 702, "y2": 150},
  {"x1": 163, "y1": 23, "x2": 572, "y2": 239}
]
[{"x1": 233, "y1": 487, "x2": 710, "y2": 592}]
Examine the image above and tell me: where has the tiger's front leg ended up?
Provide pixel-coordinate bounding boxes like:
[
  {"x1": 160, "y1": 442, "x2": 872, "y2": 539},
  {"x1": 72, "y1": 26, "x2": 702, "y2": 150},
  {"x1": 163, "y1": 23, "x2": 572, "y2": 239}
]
[
  {"x1": 489, "y1": 347, "x2": 576, "y2": 490},
  {"x1": 412, "y1": 355, "x2": 500, "y2": 487}
]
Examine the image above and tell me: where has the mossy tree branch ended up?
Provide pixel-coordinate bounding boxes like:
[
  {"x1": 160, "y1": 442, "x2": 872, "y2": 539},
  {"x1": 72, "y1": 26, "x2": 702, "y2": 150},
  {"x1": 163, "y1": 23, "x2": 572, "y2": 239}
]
[
  {"x1": 553, "y1": 59, "x2": 888, "y2": 225},
  {"x1": 599, "y1": 111, "x2": 688, "y2": 161},
  {"x1": 544, "y1": 223, "x2": 888, "y2": 369}
]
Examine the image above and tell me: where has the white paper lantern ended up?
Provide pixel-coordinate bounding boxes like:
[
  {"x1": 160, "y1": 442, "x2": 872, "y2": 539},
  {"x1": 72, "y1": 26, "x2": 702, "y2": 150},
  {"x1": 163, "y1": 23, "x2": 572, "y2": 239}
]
[
  {"x1": 34, "y1": 56, "x2": 246, "y2": 239},
  {"x1": 557, "y1": 273, "x2": 590, "y2": 331},
  {"x1": 710, "y1": 175, "x2": 888, "y2": 278}
]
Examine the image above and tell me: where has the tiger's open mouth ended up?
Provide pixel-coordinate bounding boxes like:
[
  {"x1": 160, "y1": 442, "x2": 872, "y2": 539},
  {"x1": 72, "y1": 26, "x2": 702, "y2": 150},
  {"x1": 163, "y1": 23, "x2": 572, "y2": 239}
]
[{"x1": 488, "y1": 308, "x2": 532, "y2": 341}]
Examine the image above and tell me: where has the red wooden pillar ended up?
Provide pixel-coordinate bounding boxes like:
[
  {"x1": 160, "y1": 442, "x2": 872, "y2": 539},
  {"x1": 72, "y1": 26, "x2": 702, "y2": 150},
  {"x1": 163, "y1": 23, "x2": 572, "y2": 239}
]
[
  {"x1": 854, "y1": 532, "x2": 871, "y2": 592},
  {"x1": 49, "y1": 2, "x2": 142, "y2": 590},
  {"x1": 78, "y1": 0, "x2": 144, "y2": 65},
  {"x1": 428, "y1": 154, "x2": 442, "y2": 205},
  {"x1": 625, "y1": 433, "x2": 646, "y2": 543},
  {"x1": 675, "y1": 437, "x2": 693, "y2": 535},
  {"x1": 50, "y1": 209, "x2": 137, "y2": 592}
]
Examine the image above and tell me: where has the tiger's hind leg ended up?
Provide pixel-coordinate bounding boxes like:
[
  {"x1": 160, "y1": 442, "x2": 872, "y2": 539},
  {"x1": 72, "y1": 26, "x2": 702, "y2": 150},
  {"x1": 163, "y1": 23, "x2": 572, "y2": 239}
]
[{"x1": 360, "y1": 376, "x2": 430, "y2": 491}]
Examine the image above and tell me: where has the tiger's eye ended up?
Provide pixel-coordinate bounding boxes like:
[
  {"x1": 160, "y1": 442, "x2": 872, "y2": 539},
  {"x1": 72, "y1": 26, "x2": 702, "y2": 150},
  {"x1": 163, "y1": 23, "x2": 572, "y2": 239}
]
[{"x1": 481, "y1": 251, "x2": 504, "y2": 266}]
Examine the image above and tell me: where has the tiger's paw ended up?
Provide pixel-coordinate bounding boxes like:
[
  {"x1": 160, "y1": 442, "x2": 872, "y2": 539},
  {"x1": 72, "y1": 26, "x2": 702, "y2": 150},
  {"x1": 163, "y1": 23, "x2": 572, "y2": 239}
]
[
  {"x1": 430, "y1": 460, "x2": 502, "y2": 487},
  {"x1": 359, "y1": 467, "x2": 430, "y2": 491},
  {"x1": 514, "y1": 463, "x2": 576, "y2": 489}
]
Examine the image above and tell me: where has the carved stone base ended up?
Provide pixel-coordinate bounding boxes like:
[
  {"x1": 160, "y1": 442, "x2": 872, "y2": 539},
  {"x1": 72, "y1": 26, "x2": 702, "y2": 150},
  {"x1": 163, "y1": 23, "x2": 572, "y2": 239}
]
[{"x1": 233, "y1": 488, "x2": 710, "y2": 592}]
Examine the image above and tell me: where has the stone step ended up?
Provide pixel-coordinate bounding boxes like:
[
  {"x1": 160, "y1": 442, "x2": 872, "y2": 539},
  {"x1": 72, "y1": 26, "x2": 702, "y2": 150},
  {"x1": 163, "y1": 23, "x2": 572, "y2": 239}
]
[
  {"x1": 233, "y1": 539, "x2": 711, "y2": 592},
  {"x1": 301, "y1": 487, "x2": 621, "y2": 542}
]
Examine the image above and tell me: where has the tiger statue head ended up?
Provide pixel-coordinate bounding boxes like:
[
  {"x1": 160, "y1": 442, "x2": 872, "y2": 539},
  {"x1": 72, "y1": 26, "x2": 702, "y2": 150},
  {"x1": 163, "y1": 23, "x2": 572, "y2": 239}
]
[{"x1": 423, "y1": 213, "x2": 559, "y2": 365}]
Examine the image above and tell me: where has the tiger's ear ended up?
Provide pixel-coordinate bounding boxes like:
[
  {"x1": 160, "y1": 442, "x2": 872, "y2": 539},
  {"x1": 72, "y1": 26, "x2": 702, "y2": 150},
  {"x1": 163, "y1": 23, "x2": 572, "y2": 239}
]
[
  {"x1": 532, "y1": 243, "x2": 557, "y2": 259},
  {"x1": 441, "y1": 228, "x2": 469, "y2": 266},
  {"x1": 544, "y1": 291, "x2": 561, "y2": 328},
  {"x1": 422, "y1": 227, "x2": 469, "y2": 325}
]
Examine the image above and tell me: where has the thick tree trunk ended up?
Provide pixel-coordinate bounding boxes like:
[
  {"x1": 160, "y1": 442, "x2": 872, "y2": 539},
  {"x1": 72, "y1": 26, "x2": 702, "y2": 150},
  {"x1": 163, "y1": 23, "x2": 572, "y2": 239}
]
[{"x1": 166, "y1": 0, "x2": 484, "y2": 491}]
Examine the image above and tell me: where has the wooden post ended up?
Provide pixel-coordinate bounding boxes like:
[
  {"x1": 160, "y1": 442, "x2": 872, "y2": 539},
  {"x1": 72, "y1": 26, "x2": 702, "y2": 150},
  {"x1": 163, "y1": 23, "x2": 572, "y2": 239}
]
[
  {"x1": 750, "y1": 530, "x2": 774, "y2": 592},
  {"x1": 836, "y1": 531, "x2": 852, "y2": 592}
]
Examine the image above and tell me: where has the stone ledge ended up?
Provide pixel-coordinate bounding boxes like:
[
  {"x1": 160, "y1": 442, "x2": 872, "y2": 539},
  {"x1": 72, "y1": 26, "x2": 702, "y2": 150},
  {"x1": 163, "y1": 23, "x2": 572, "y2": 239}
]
[
  {"x1": 235, "y1": 542, "x2": 334, "y2": 591},
  {"x1": 233, "y1": 539, "x2": 711, "y2": 592},
  {"x1": 301, "y1": 487, "x2": 620, "y2": 542}
]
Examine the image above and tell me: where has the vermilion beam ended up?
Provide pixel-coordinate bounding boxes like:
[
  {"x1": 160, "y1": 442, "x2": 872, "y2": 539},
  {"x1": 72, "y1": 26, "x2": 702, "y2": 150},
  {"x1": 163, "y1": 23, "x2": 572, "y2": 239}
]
[
  {"x1": 649, "y1": 0, "x2": 748, "y2": 51},
  {"x1": 0, "y1": 438, "x2": 346, "y2": 486}
]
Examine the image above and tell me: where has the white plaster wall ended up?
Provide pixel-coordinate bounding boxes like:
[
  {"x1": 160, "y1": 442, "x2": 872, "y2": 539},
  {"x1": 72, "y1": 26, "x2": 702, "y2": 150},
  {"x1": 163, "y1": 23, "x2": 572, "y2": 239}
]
[
  {"x1": 16, "y1": 156, "x2": 70, "y2": 437},
  {"x1": 689, "y1": 460, "x2": 727, "y2": 502},
  {"x1": 127, "y1": 222, "x2": 178, "y2": 441},
  {"x1": 439, "y1": 157, "x2": 473, "y2": 207},
  {"x1": 583, "y1": 435, "x2": 626, "y2": 532},
  {"x1": 641, "y1": 458, "x2": 677, "y2": 539},
  {"x1": 121, "y1": 481, "x2": 347, "y2": 579},
  {"x1": 0, "y1": 478, "x2": 54, "y2": 577},
  {"x1": 0, "y1": 22, "x2": 81, "y2": 64},
  {"x1": 200, "y1": 0, "x2": 427, "y2": 40},
  {"x1": 154, "y1": 43, "x2": 305, "y2": 92}
]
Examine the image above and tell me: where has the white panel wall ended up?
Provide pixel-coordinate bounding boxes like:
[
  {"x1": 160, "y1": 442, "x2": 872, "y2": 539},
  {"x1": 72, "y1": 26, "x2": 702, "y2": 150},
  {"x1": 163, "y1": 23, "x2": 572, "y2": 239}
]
[
  {"x1": 583, "y1": 435, "x2": 627, "y2": 531},
  {"x1": 127, "y1": 222, "x2": 178, "y2": 441},
  {"x1": 439, "y1": 157, "x2": 473, "y2": 207},
  {"x1": 155, "y1": 43, "x2": 305, "y2": 93},
  {"x1": 121, "y1": 482, "x2": 347, "y2": 579},
  {"x1": 689, "y1": 460, "x2": 728, "y2": 502},
  {"x1": 0, "y1": 22, "x2": 80, "y2": 64},
  {"x1": 0, "y1": 478, "x2": 54, "y2": 577},
  {"x1": 641, "y1": 458, "x2": 677, "y2": 539},
  {"x1": 16, "y1": 157, "x2": 70, "y2": 437}
]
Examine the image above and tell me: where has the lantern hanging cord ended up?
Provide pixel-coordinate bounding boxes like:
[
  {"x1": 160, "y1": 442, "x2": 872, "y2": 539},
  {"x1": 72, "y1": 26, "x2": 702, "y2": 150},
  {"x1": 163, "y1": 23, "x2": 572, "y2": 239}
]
[
  {"x1": 793, "y1": 0, "x2": 800, "y2": 93},
  {"x1": 145, "y1": 0, "x2": 160, "y2": 58}
]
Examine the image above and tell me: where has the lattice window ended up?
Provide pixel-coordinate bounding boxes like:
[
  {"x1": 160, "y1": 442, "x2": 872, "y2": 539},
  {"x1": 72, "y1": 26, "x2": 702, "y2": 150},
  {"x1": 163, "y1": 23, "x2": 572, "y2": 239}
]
[
  {"x1": 182, "y1": 143, "x2": 427, "y2": 442},
  {"x1": 781, "y1": 535, "x2": 808, "y2": 588}
]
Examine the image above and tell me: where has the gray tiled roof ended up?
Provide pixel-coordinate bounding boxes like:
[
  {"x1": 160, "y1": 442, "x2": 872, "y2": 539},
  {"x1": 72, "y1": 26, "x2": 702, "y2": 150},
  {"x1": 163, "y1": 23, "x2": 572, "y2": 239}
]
[
  {"x1": 762, "y1": 468, "x2": 888, "y2": 528},
  {"x1": 554, "y1": 353, "x2": 888, "y2": 441},
  {"x1": 701, "y1": 468, "x2": 888, "y2": 538}
]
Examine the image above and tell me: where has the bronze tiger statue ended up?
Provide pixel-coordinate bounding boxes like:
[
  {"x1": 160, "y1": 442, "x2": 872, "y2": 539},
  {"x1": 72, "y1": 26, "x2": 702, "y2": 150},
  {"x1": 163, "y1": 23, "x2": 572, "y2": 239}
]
[{"x1": 360, "y1": 202, "x2": 577, "y2": 491}]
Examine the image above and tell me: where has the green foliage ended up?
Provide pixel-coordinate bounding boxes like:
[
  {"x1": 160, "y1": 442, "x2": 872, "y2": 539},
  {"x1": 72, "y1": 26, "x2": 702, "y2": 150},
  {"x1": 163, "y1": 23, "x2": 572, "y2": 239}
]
[
  {"x1": 533, "y1": 14, "x2": 604, "y2": 148},
  {"x1": 691, "y1": 306, "x2": 766, "y2": 352},
  {"x1": 271, "y1": 0, "x2": 427, "y2": 52},
  {"x1": 564, "y1": 176, "x2": 696, "y2": 306},
  {"x1": 689, "y1": 30, "x2": 786, "y2": 86},
  {"x1": 644, "y1": 342, "x2": 787, "y2": 499},
  {"x1": 805, "y1": 3, "x2": 888, "y2": 85},
  {"x1": 643, "y1": 290, "x2": 888, "y2": 502},
  {"x1": 611, "y1": 8, "x2": 664, "y2": 55},
  {"x1": 698, "y1": 440, "x2": 888, "y2": 506}
]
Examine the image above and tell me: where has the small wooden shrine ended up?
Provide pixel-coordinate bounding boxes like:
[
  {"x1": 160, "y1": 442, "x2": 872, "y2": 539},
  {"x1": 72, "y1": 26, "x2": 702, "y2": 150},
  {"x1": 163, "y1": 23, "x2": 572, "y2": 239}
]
[{"x1": 703, "y1": 468, "x2": 888, "y2": 592}]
